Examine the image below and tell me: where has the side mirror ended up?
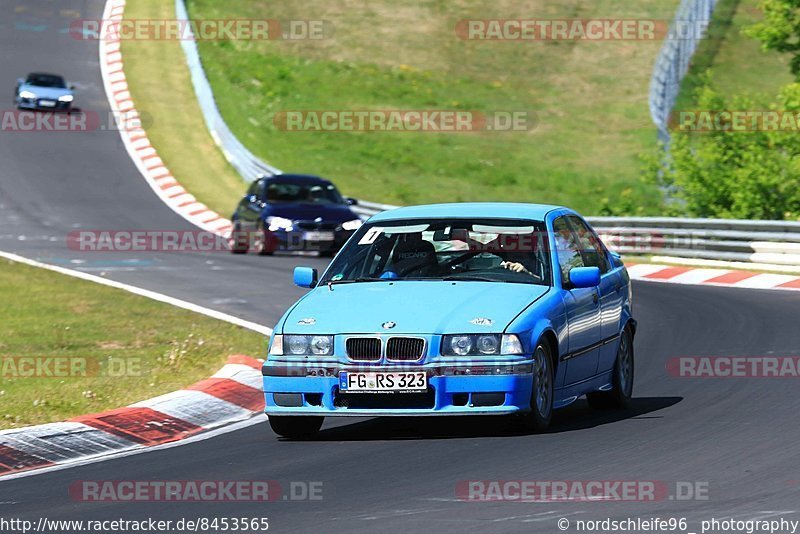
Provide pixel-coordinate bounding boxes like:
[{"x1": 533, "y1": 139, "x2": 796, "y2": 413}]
[
  {"x1": 569, "y1": 266, "x2": 601, "y2": 289},
  {"x1": 69, "y1": 85, "x2": 76, "y2": 91},
  {"x1": 16, "y1": 78, "x2": 24, "y2": 86},
  {"x1": 294, "y1": 267, "x2": 318, "y2": 288},
  {"x1": 345, "y1": 197, "x2": 358, "y2": 206}
]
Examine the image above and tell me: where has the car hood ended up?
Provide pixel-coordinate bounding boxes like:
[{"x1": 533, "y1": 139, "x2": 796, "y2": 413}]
[
  {"x1": 283, "y1": 281, "x2": 549, "y2": 334},
  {"x1": 265, "y1": 203, "x2": 358, "y2": 223},
  {"x1": 19, "y1": 84, "x2": 72, "y2": 99}
]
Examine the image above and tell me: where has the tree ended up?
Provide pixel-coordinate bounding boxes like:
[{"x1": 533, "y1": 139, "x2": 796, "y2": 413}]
[
  {"x1": 746, "y1": 0, "x2": 800, "y2": 78},
  {"x1": 647, "y1": 79, "x2": 800, "y2": 220}
]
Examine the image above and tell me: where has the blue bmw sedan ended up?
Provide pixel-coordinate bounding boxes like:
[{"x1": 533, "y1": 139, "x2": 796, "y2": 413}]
[{"x1": 263, "y1": 203, "x2": 636, "y2": 438}]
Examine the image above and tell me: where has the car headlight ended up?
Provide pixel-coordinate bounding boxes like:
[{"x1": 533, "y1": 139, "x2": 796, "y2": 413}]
[
  {"x1": 266, "y1": 216, "x2": 293, "y2": 231},
  {"x1": 271, "y1": 334, "x2": 334, "y2": 356},
  {"x1": 477, "y1": 334, "x2": 499, "y2": 354},
  {"x1": 449, "y1": 335, "x2": 473, "y2": 356},
  {"x1": 310, "y1": 335, "x2": 333, "y2": 355},
  {"x1": 341, "y1": 219, "x2": 363, "y2": 231},
  {"x1": 19, "y1": 91, "x2": 36, "y2": 99},
  {"x1": 58, "y1": 95, "x2": 74, "y2": 102},
  {"x1": 441, "y1": 334, "x2": 523, "y2": 356}
]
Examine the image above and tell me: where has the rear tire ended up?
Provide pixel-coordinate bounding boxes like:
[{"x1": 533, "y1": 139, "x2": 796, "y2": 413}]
[
  {"x1": 268, "y1": 416, "x2": 323, "y2": 439},
  {"x1": 587, "y1": 326, "x2": 634, "y2": 410},
  {"x1": 514, "y1": 340, "x2": 554, "y2": 432}
]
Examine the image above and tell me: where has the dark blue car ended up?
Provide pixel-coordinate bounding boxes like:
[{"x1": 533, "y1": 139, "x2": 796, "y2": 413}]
[{"x1": 229, "y1": 174, "x2": 363, "y2": 256}]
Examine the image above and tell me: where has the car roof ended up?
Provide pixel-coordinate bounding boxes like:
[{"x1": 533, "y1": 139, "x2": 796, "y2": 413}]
[
  {"x1": 266, "y1": 174, "x2": 333, "y2": 185},
  {"x1": 368, "y1": 202, "x2": 567, "y2": 223}
]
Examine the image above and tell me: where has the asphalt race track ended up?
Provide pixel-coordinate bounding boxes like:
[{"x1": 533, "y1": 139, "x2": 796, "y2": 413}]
[
  {"x1": 0, "y1": 0, "x2": 328, "y2": 325},
  {"x1": 1, "y1": 2, "x2": 800, "y2": 533}
]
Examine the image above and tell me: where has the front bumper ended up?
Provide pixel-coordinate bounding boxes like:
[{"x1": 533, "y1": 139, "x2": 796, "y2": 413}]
[
  {"x1": 263, "y1": 361, "x2": 534, "y2": 416},
  {"x1": 16, "y1": 97, "x2": 72, "y2": 111},
  {"x1": 267, "y1": 228, "x2": 353, "y2": 253}
]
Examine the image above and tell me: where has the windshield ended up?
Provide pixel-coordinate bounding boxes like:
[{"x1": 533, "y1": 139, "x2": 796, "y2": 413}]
[
  {"x1": 26, "y1": 74, "x2": 66, "y2": 88},
  {"x1": 321, "y1": 218, "x2": 552, "y2": 286},
  {"x1": 265, "y1": 182, "x2": 344, "y2": 205}
]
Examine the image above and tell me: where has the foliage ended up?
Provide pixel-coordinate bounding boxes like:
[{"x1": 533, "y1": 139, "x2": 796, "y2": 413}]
[
  {"x1": 648, "y1": 77, "x2": 800, "y2": 220},
  {"x1": 746, "y1": 0, "x2": 800, "y2": 78}
]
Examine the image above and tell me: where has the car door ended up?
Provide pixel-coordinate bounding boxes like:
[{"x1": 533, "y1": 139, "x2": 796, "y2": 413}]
[
  {"x1": 567, "y1": 215, "x2": 624, "y2": 376},
  {"x1": 237, "y1": 178, "x2": 266, "y2": 231},
  {"x1": 554, "y1": 216, "x2": 602, "y2": 385}
]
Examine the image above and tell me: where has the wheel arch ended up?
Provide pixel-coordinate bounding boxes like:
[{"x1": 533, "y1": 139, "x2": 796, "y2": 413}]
[{"x1": 533, "y1": 327, "x2": 560, "y2": 378}]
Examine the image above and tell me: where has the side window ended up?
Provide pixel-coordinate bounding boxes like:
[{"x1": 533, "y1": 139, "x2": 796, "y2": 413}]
[
  {"x1": 257, "y1": 179, "x2": 268, "y2": 201},
  {"x1": 567, "y1": 216, "x2": 610, "y2": 274},
  {"x1": 246, "y1": 179, "x2": 261, "y2": 197},
  {"x1": 553, "y1": 216, "x2": 585, "y2": 283}
]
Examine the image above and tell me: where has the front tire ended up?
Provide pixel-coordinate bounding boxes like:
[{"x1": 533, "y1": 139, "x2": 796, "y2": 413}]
[
  {"x1": 228, "y1": 222, "x2": 249, "y2": 254},
  {"x1": 515, "y1": 340, "x2": 554, "y2": 432},
  {"x1": 587, "y1": 326, "x2": 634, "y2": 410},
  {"x1": 268, "y1": 416, "x2": 323, "y2": 439},
  {"x1": 253, "y1": 222, "x2": 275, "y2": 256}
]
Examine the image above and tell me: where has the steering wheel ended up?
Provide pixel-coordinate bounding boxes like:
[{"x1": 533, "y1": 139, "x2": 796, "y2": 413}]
[{"x1": 439, "y1": 250, "x2": 486, "y2": 272}]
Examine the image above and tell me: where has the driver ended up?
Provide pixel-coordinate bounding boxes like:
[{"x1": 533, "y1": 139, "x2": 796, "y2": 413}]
[
  {"x1": 498, "y1": 233, "x2": 539, "y2": 275},
  {"x1": 464, "y1": 231, "x2": 540, "y2": 276}
]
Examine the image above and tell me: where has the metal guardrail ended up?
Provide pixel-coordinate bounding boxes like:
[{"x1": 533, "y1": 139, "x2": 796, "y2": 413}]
[
  {"x1": 649, "y1": 0, "x2": 718, "y2": 142},
  {"x1": 353, "y1": 205, "x2": 800, "y2": 266},
  {"x1": 349, "y1": 199, "x2": 398, "y2": 219},
  {"x1": 592, "y1": 217, "x2": 800, "y2": 265},
  {"x1": 175, "y1": 0, "x2": 280, "y2": 180}
]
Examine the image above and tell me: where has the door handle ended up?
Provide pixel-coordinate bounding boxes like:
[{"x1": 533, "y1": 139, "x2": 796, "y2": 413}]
[{"x1": 592, "y1": 292, "x2": 599, "y2": 304}]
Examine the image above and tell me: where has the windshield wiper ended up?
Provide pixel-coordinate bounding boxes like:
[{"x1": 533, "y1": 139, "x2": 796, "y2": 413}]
[
  {"x1": 325, "y1": 276, "x2": 385, "y2": 289},
  {"x1": 441, "y1": 274, "x2": 500, "y2": 282}
]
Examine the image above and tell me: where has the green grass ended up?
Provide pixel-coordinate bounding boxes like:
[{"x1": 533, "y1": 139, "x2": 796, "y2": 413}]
[
  {"x1": 123, "y1": 0, "x2": 685, "y2": 216},
  {"x1": 0, "y1": 259, "x2": 267, "y2": 429},
  {"x1": 676, "y1": 0, "x2": 792, "y2": 109},
  {"x1": 121, "y1": 0, "x2": 247, "y2": 216}
]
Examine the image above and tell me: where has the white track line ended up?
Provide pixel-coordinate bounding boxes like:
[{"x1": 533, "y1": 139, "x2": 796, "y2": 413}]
[{"x1": 0, "y1": 250, "x2": 272, "y2": 336}]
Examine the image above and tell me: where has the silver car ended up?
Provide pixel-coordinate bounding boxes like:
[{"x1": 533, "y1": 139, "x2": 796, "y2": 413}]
[{"x1": 15, "y1": 73, "x2": 75, "y2": 111}]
